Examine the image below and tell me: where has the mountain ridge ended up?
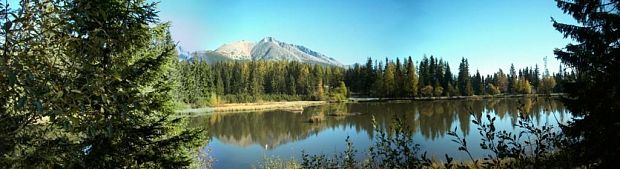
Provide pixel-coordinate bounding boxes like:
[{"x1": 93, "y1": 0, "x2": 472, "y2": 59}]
[{"x1": 180, "y1": 37, "x2": 342, "y2": 66}]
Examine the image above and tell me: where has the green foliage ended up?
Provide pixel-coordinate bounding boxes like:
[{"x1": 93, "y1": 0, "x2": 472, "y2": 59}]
[
  {"x1": 420, "y1": 85, "x2": 434, "y2": 97},
  {"x1": 487, "y1": 84, "x2": 501, "y2": 95},
  {"x1": 447, "y1": 110, "x2": 565, "y2": 168},
  {"x1": 494, "y1": 69, "x2": 509, "y2": 93},
  {"x1": 0, "y1": 0, "x2": 203, "y2": 167},
  {"x1": 299, "y1": 116, "x2": 431, "y2": 169},
  {"x1": 173, "y1": 60, "x2": 345, "y2": 105},
  {"x1": 329, "y1": 81, "x2": 348, "y2": 101},
  {"x1": 383, "y1": 60, "x2": 396, "y2": 97},
  {"x1": 458, "y1": 58, "x2": 473, "y2": 96},
  {"x1": 344, "y1": 56, "x2": 564, "y2": 98},
  {"x1": 269, "y1": 100, "x2": 571, "y2": 169},
  {"x1": 552, "y1": 0, "x2": 620, "y2": 167},
  {"x1": 433, "y1": 86, "x2": 444, "y2": 97},
  {"x1": 538, "y1": 76, "x2": 556, "y2": 94},
  {"x1": 195, "y1": 92, "x2": 220, "y2": 107},
  {"x1": 515, "y1": 77, "x2": 532, "y2": 94},
  {"x1": 404, "y1": 56, "x2": 419, "y2": 97},
  {"x1": 254, "y1": 156, "x2": 300, "y2": 169},
  {"x1": 0, "y1": 1, "x2": 60, "y2": 166}
]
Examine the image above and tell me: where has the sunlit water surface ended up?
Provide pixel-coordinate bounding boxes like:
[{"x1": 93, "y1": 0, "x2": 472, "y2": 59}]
[{"x1": 188, "y1": 98, "x2": 572, "y2": 169}]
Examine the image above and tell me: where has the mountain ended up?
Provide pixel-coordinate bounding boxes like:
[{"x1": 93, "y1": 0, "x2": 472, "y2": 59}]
[
  {"x1": 179, "y1": 37, "x2": 342, "y2": 66},
  {"x1": 187, "y1": 50, "x2": 232, "y2": 64},
  {"x1": 214, "y1": 40, "x2": 255, "y2": 60},
  {"x1": 251, "y1": 37, "x2": 342, "y2": 66}
]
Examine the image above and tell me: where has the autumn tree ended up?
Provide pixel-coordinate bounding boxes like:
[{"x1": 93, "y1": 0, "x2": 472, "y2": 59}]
[
  {"x1": 404, "y1": 56, "x2": 419, "y2": 97},
  {"x1": 383, "y1": 60, "x2": 396, "y2": 97},
  {"x1": 494, "y1": 69, "x2": 509, "y2": 93},
  {"x1": 539, "y1": 56, "x2": 557, "y2": 94}
]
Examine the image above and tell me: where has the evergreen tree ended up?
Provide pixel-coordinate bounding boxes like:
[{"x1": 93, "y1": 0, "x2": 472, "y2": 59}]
[
  {"x1": 532, "y1": 64, "x2": 540, "y2": 90},
  {"x1": 457, "y1": 58, "x2": 473, "y2": 96},
  {"x1": 419, "y1": 56, "x2": 429, "y2": 87},
  {"x1": 473, "y1": 70, "x2": 483, "y2": 95},
  {"x1": 372, "y1": 62, "x2": 385, "y2": 97},
  {"x1": 552, "y1": 1, "x2": 620, "y2": 166},
  {"x1": 0, "y1": 1, "x2": 65, "y2": 166},
  {"x1": 364, "y1": 58, "x2": 375, "y2": 94},
  {"x1": 404, "y1": 56, "x2": 419, "y2": 97},
  {"x1": 395, "y1": 58, "x2": 404, "y2": 96},
  {"x1": 0, "y1": 0, "x2": 204, "y2": 167},
  {"x1": 508, "y1": 64, "x2": 517, "y2": 94},
  {"x1": 443, "y1": 64, "x2": 454, "y2": 95}
]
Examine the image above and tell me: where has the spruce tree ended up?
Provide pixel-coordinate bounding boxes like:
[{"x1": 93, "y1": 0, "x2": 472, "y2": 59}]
[
  {"x1": 2, "y1": 0, "x2": 204, "y2": 167},
  {"x1": 552, "y1": 0, "x2": 620, "y2": 167},
  {"x1": 457, "y1": 58, "x2": 473, "y2": 96}
]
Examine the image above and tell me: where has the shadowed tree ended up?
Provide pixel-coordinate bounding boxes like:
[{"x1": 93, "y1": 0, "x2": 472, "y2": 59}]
[{"x1": 552, "y1": 0, "x2": 620, "y2": 167}]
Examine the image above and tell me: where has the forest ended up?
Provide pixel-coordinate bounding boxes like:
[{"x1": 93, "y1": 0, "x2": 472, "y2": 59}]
[
  {"x1": 172, "y1": 56, "x2": 572, "y2": 106},
  {"x1": 172, "y1": 60, "x2": 347, "y2": 106},
  {"x1": 0, "y1": 0, "x2": 618, "y2": 168}
]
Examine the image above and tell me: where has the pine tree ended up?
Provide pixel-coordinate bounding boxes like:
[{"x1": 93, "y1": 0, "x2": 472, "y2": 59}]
[
  {"x1": 552, "y1": 1, "x2": 620, "y2": 166},
  {"x1": 443, "y1": 64, "x2": 454, "y2": 95},
  {"x1": 395, "y1": 58, "x2": 404, "y2": 96},
  {"x1": 419, "y1": 56, "x2": 429, "y2": 87},
  {"x1": 457, "y1": 58, "x2": 473, "y2": 96},
  {"x1": 532, "y1": 64, "x2": 540, "y2": 89},
  {"x1": 372, "y1": 62, "x2": 384, "y2": 97},
  {"x1": 473, "y1": 70, "x2": 483, "y2": 95},
  {"x1": 364, "y1": 58, "x2": 375, "y2": 94},
  {"x1": 508, "y1": 64, "x2": 517, "y2": 94},
  {"x1": 404, "y1": 56, "x2": 419, "y2": 97}
]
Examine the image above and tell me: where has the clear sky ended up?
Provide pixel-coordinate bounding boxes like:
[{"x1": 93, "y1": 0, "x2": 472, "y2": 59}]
[{"x1": 158, "y1": 0, "x2": 575, "y2": 75}]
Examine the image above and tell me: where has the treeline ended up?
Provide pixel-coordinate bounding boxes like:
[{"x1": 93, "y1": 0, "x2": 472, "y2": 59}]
[
  {"x1": 172, "y1": 60, "x2": 348, "y2": 106},
  {"x1": 344, "y1": 56, "x2": 573, "y2": 98},
  {"x1": 173, "y1": 56, "x2": 573, "y2": 105}
]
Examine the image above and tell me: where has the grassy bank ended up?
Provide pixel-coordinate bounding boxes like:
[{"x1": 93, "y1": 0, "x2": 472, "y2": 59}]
[
  {"x1": 349, "y1": 93, "x2": 565, "y2": 102},
  {"x1": 176, "y1": 101, "x2": 327, "y2": 114}
]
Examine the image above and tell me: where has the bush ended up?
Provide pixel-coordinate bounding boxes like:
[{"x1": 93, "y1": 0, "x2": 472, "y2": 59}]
[{"x1": 421, "y1": 85, "x2": 434, "y2": 97}]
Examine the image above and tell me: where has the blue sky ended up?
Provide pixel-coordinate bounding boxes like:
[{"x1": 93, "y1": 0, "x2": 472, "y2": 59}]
[{"x1": 157, "y1": 0, "x2": 575, "y2": 75}]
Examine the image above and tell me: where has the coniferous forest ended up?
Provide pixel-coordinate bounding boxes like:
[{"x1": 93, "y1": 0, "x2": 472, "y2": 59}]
[
  {"x1": 172, "y1": 56, "x2": 572, "y2": 106},
  {"x1": 1, "y1": 0, "x2": 619, "y2": 168}
]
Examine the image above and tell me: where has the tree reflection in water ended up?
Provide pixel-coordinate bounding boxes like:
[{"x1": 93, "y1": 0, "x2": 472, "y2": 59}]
[{"x1": 188, "y1": 98, "x2": 568, "y2": 150}]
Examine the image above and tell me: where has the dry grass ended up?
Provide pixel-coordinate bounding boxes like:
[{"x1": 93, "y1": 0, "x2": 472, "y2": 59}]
[{"x1": 212, "y1": 101, "x2": 325, "y2": 112}]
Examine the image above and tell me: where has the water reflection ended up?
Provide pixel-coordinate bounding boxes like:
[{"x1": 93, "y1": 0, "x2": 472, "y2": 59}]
[{"x1": 189, "y1": 98, "x2": 568, "y2": 150}]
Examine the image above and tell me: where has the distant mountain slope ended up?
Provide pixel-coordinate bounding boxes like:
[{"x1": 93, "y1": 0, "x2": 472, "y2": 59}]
[
  {"x1": 178, "y1": 37, "x2": 342, "y2": 66},
  {"x1": 251, "y1": 37, "x2": 342, "y2": 66},
  {"x1": 187, "y1": 51, "x2": 233, "y2": 64},
  {"x1": 214, "y1": 40, "x2": 255, "y2": 60}
]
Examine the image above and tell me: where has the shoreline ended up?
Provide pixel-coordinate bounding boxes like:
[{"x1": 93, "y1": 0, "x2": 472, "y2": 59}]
[
  {"x1": 348, "y1": 93, "x2": 565, "y2": 102},
  {"x1": 176, "y1": 93, "x2": 565, "y2": 114},
  {"x1": 176, "y1": 101, "x2": 327, "y2": 114}
]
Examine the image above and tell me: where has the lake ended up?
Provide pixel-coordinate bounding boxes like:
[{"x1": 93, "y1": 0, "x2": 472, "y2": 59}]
[{"x1": 188, "y1": 98, "x2": 572, "y2": 169}]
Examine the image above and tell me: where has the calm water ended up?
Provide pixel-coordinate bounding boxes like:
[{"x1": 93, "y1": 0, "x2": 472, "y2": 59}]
[{"x1": 188, "y1": 98, "x2": 571, "y2": 169}]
